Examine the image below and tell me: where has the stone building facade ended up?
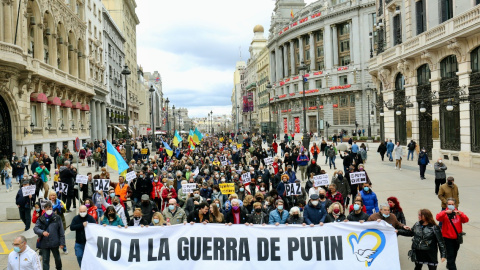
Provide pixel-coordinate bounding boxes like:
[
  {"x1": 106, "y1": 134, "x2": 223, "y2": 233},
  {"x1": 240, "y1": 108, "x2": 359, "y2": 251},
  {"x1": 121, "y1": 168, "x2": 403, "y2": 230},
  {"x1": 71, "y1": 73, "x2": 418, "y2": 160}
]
[
  {"x1": 268, "y1": 0, "x2": 378, "y2": 138},
  {"x1": 0, "y1": 0, "x2": 94, "y2": 158},
  {"x1": 369, "y1": 0, "x2": 480, "y2": 167}
]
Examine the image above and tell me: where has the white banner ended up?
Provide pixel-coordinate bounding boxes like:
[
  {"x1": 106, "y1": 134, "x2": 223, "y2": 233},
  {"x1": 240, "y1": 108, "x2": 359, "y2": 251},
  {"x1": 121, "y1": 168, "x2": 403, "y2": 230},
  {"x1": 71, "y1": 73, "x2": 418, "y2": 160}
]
[
  {"x1": 264, "y1": 157, "x2": 274, "y2": 166},
  {"x1": 181, "y1": 184, "x2": 197, "y2": 194},
  {"x1": 76, "y1": 175, "x2": 88, "y2": 185},
  {"x1": 241, "y1": 173, "x2": 251, "y2": 184},
  {"x1": 53, "y1": 182, "x2": 68, "y2": 195},
  {"x1": 94, "y1": 179, "x2": 111, "y2": 191},
  {"x1": 313, "y1": 174, "x2": 329, "y2": 187},
  {"x1": 350, "y1": 172, "x2": 367, "y2": 185},
  {"x1": 220, "y1": 156, "x2": 228, "y2": 166},
  {"x1": 285, "y1": 182, "x2": 302, "y2": 196},
  {"x1": 82, "y1": 222, "x2": 400, "y2": 270},
  {"x1": 126, "y1": 171, "x2": 136, "y2": 183},
  {"x1": 22, "y1": 185, "x2": 36, "y2": 196}
]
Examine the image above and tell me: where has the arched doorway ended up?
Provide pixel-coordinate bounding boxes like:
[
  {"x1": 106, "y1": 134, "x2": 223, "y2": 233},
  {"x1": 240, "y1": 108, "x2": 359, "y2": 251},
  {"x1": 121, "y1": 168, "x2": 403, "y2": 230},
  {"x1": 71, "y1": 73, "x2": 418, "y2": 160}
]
[
  {"x1": 0, "y1": 95, "x2": 12, "y2": 159},
  {"x1": 394, "y1": 73, "x2": 407, "y2": 145},
  {"x1": 417, "y1": 64, "x2": 433, "y2": 157}
]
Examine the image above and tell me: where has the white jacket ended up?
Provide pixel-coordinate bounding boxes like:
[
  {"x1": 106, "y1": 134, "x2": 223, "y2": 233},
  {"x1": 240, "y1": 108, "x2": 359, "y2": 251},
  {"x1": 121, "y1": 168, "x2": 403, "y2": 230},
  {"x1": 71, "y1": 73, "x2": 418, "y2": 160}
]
[{"x1": 7, "y1": 246, "x2": 41, "y2": 270}]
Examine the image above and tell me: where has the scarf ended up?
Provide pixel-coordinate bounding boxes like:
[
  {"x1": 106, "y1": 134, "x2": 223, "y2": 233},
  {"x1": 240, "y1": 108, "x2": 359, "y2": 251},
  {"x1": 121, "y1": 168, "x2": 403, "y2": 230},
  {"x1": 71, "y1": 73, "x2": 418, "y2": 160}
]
[{"x1": 232, "y1": 207, "x2": 240, "y2": 224}]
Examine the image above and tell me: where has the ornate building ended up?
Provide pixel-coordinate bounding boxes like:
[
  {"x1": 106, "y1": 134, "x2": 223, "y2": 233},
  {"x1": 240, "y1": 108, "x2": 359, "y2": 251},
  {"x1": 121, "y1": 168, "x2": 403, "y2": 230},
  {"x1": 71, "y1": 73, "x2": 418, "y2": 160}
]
[
  {"x1": 268, "y1": 0, "x2": 378, "y2": 138},
  {"x1": 369, "y1": 0, "x2": 480, "y2": 167},
  {"x1": 231, "y1": 60, "x2": 245, "y2": 132},
  {"x1": 0, "y1": 0, "x2": 94, "y2": 158}
]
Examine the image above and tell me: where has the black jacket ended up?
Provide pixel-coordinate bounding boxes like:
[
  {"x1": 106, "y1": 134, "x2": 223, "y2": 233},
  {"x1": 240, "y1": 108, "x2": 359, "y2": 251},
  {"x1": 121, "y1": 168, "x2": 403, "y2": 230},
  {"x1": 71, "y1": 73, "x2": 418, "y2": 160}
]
[
  {"x1": 131, "y1": 177, "x2": 153, "y2": 200},
  {"x1": 135, "y1": 200, "x2": 158, "y2": 224},
  {"x1": 347, "y1": 211, "x2": 370, "y2": 222},
  {"x1": 247, "y1": 211, "x2": 269, "y2": 224},
  {"x1": 70, "y1": 214, "x2": 96, "y2": 244},
  {"x1": 128, "y1": 217, "x2": 150, "y2": 227},
  {"x1": 400, "y1": 222, "x2": 446, "y2": 260},
  {"x1": 16, "y1": 188, "x2": 36, "y2": 209},
  {"x1": 33, "y1": 213, "x2": 65, "y2": 248},
  {"x1": 339, "y1": 153, "x2": 353, "y2": 167},
  {"x1": 324, "y1": 213, "x2": 347, "y2": 223},
  {"x1": 187, "y1": 209, "x2": 210, "y2": 223},
  {"x1": 225, "y1": 207, "x2": 248, "y2": 224},
  {"x1": 59, "y1": 166, "x2": 76, "y2": 192},
  {"x1": 306, "y1": 163, "x2": 321, "y2": 176},
  {"x1": 286, "y1": 215, "x2": 304, "y2": 224}
]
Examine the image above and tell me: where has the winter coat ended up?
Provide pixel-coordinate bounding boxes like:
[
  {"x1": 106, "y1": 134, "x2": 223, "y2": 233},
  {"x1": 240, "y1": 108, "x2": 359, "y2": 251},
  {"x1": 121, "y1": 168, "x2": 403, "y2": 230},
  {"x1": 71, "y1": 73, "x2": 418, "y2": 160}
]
[
  {"x1": 332, "y1": 175, "x2": 351, "y2": 199},
  {"x1": 247, "y1": 211, "x2": 269, "y2": 224},
  {"x1": 359, "y1": 190, "x2": 379, "y2": 215},
  {"x1": 436, "y1": 209, "x2": 469, "y2": 239},
  {"x1": 393, "y1": 145, "x2": 403, "y2": 160},
  {"x1": 128, "y1": 217, "x2": 149, "y2": 227},
  {"x1": 367, "y1": 213, "x2": 405, "y2": 229},
  {"x1": 399, "y1": 222, "x2": 446, "y2": 263},
  {"x1": 16, "y1": 188, "x2": 36, "y2": 209},
  {"x1": 438, "y1": 183, "x2": 459, "y2": 208},
  {"x1": 347, "y1": 210, "x2": 370, "y2": 222},
  {"x1": 162, "y1": 207, "x2": 187, "y2": 225},
  {"x1": 434, "y1": 162, "x2": 447, "y2": 179},
  {"x1": 324, "y1": 213, "x2": 347, "y2": 223},
  {"x1": 100, "y1": 215, "x2": 124, "y2": 226},
  {"x1": 386, "y1": 142, "x2": 395, "y2": 152},
  {"x1": 286, "y1": 215, "x2": 304, "y2": 224},
  {"x1": 418, "y1": 151, "x2": 429, "y2": 165},
  {"x1": 268, "y1": 209, "x2": 289, "y2": 224},
  {"x1": 187, "y1": 209, "x2": 210, "y2": 223},
  {"x1": 377, "y1": 144, "x2": 387, "y2": 155},
  {"x1": 225, "y1": 207, "x2": 248, "y2": 224},
  {"x1": 70, "y1": 214, "x2": 96, "y2": 244},
  {"x1": 303, "y1": 202, "x2": 327, "y2": 225},
  {"x1": 33, "y1": 213, "x2": 65, "y2": 249}
]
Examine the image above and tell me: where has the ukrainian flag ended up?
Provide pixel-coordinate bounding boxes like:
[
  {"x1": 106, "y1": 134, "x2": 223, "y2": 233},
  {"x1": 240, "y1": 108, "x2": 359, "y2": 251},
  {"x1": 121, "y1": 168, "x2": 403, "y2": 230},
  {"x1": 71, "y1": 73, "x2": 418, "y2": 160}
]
[
  {"x1": 172, "y1": 130, "x2": 182, "y2": 147},
  {"x1": 106, "y1": 140, "x2": 129, "y2": 174},
  {"x1": 188, "y1": 130, "x2": 196, "y2": 150},
  {"x1": 193, "y1": 127, "x2": 203, "y2": 144},
  {"x1": 162, "y1": 140, "x2": 173, "y2": 157}
]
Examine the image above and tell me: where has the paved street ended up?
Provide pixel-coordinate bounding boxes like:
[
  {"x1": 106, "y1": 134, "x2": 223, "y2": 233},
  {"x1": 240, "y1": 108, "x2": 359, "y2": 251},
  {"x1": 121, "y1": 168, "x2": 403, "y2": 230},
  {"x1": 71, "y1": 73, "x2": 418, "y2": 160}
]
[{"x1": 0, "y1": 143, "x2": 479, "y2": 269}]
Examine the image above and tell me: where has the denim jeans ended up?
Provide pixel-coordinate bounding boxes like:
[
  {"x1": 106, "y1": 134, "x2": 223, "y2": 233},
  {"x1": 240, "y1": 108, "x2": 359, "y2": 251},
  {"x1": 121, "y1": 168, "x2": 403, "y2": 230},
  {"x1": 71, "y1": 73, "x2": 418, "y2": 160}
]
[
  {"x1": 75, "y1": 242, "x2": 85, "y2": 267},
  {"x1": 16, "y1": 174, "x2": 23, "y2": 183},
  {"x1": 96, "y1": 208, "x2": 104, "y2": 222},
  {"x1": 407, "y1": 150, "x2": 414, "y2": 160},
  {"x1": 5, "y1": 177, "x2": 12, "y2": 190},
  {"x1": 329, "y1": 156, "x2": 336, "y2": 169}
]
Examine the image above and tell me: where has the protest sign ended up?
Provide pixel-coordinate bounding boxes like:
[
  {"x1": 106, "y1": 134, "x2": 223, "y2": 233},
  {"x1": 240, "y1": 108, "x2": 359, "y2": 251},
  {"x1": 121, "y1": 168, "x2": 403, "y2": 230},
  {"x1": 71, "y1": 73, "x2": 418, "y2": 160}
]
[
  {"x1": 220, "y1": 156, "x2": 228, "y2": 166},
  {"x1": 93, "y1": 179, "x2": 110, "y2": 192},
  {"x1": 76, "y1": 174, "x2": 88, "y2": 185},
  {"x1": 126, "y1": 171, "x2": 137, "y2": 183},
  {"x1": 192, "y1": 167, "x2": 199, "y2": 177},
  {"x1": 237, "y1": 144, "x2": 242, "y2": 149},
  {"x1": 350, "y1": 172, "x2": 367, "y2": 185},
  {"x1": 219, "y1": 183, "x2": 235, "y2": 195},
  {"x1": 313, "y1": 174, "x2": 329, "y2": 187},
  {"x1": 141, "y1": 149, "x2": 148, "y2": 154},
  {"x1": 241, "y1": 173, "x2": 251, "y2": 184},
  {"x1": 22, "y1": 185, "x2": 36, "y2": 196},
  {"x1": 264, "y1": 157, "x2": 274, "y2": 166},
  {"x1": 53, "y1": 182, "x2": 69, "y2": 195},
  {"x1": 38, "y1": 198, "x2": 47, "y2": 209},
  {"x1": 181, "y1": 184, "x2": 197, "y2": 194},
  {"x1": 285, "y1": 182, "x2": 302, "y2": 196},
  {"x1": 82, "y1": 222, "x2": 400, "y2": 270}
]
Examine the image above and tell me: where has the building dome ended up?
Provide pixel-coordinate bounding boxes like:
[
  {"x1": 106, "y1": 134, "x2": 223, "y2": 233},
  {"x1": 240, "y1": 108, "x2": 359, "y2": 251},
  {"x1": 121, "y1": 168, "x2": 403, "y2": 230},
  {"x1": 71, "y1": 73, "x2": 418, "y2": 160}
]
[{"x1": 253, "y1": 25, "x2": 264, "y2": 33}]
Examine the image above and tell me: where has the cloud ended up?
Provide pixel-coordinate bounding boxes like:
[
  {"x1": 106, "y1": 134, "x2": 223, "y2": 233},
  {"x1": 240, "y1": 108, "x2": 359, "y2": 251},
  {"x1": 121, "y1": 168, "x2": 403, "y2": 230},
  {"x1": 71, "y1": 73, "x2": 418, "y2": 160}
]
[{"x1": 137, "y1": 0, "x2": 317, "y2": 118}]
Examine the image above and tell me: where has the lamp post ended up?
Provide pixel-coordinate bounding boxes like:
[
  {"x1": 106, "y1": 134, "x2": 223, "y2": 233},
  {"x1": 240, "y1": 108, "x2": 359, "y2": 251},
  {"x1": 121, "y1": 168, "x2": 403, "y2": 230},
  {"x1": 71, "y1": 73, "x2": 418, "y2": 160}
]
[
  {"x1": 367, "y1": 94, "x2": 372, "y2": 140},
  {"x1": 379, "y1": 106, "x2": 385, "y2": 141},
  {"x1": 266, "y1": 82, "x2": 273, "y2": 143},
  {"x1": 121, "y1": 65, "x2": 132, "y2": 161},
  {"x1": 274, "y1": 96, "x2": 279, "y2": 138},
  {"x1": 298, "y1": 61, "x2": 310, "y2": 148},
  {"x1": 236, "y1": 105, "x2": 239, "y2": 133},
  {"x1": 316, "y1": 96, "x2": 321, "y2": 138},
  {"x1": 369, "y1": 32, "x2": 373, "y2": 58},
  {"x1": 149, "y1": 85, "x2": 155, "y2": 146},
  {"x1": 172, "y1": 105, "x2": 176, "y2": 133},
  {"x1": 178, "y1": 111, "x2": 181, "y2": 132},
  {"x1": 210, "y1": 110, "x2": 213, "y2": 134},
  {"x1": 165, "y1": 98, "x2": 170, "y2": 137}
]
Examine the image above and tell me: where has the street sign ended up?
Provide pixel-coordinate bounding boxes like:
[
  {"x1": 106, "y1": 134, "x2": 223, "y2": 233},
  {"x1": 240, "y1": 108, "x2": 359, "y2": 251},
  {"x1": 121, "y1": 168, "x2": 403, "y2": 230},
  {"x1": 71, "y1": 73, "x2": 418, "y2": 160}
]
[{"x1": 74, "y1": 137, "x2": 80, "y2": 152}]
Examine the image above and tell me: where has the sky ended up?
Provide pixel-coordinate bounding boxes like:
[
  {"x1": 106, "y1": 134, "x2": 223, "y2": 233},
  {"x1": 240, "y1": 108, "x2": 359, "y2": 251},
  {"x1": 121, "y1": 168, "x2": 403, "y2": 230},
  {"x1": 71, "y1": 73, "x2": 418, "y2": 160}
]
[{"x1": 137, "y1": 0, "x2": 317, "y2": 118}]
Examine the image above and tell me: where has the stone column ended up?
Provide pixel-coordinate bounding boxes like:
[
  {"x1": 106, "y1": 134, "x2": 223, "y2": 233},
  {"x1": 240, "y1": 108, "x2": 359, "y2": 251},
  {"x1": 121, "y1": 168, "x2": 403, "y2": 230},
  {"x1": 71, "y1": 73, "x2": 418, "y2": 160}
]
[
  {"x1": 96, "y1": 101, "x2": 101, "y2": 140},
  {"x1": 101, "y1": 102, "x2": 107, "y2": 140},
  {"x1": 270, "y1": 50, "x2": 276, "y2": 82},
  {"x1": 430, "y1": 69, "x2": 441, "y2": 157},
  {"x1": 298, "y1": 36, "x2": 304, "y2": 63},
  {"x1": 324, "y1": 25, "x2": 332, "y2": 69},
  {"x1": 276, "y1": 46, "x2": 283, "y2": 80},
  {"x1": 90, "y1": 99, "x2": 97, "y2": 140},
  {"x1": 3, "y1": 0, "x2": 13, "y2": 43},
  {"x1": 332, "y1": 25, "x2": 339, "y2": 66},
  {"x1": 309, "y1": 32, "x2": 315, "y2": 71},
  {"x1": 283, "y1": 45, "x2": 288, "y2": 77},
  {"x1": 290, "y1": 40, "x2": 295, "y2": 75},
  {"x1": 351, "y1": 19, "x2": 360, "y2": 65}
]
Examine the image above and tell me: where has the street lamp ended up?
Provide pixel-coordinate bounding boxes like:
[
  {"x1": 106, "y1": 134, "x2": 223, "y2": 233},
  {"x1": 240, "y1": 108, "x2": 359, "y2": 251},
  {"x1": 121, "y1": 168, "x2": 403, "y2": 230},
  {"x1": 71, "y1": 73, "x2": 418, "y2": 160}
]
[
  {"x1": 325, "y1": 121, "x2": 331, "y2": 139},
  {"x1": 419, "y1": 101, "x2": 427, "y2": 113},
  {"x1": 172, "y1": 105, "x2": 176, "y2": 132},
  {"x1": 121, "y1": 65, "x2": 132, "y2": 161},
  {"x1": 149, "y1": 85, "x2": 155, "y2": 146},
  {"x1": 298, "y1": 61, "x2": 310, "y2": 148},
  {"x1": 395, "y1": 105, "x2": 402, "y2": 115},
  {"x1": 367, "y1": 94, "x2": 372, "y2": 140},
  {"x1": 165, "y1": 98, "x2": 170, "y2": 136},
  {"x1": 369, "y1": 32, "x2": 373, "y2": 58},
  {"x1": 210, "y1": 110, "x2": 213, "y2": 134}
]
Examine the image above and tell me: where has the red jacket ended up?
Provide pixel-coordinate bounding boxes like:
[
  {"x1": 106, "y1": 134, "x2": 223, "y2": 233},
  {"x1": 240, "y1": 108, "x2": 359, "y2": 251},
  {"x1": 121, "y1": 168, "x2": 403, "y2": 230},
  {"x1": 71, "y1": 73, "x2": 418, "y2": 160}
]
[
  {"x1": 272, "y1": 142, "x2": 278, "y2": 153},
  {"x1": 151, "y1": 182, "x2": 164, "y2": 199},
  {"x1": 436, "y1": 210, "x2": 469, "y2": 239},
  {"x1": 88, "y1": 205, "x2": 98, "y2": 222},
  {"x1": 32, "y1": 210, "x2": 45, "y2": 224},
  {"x1": 161, "y1": 187, "x2": 177, "y2": 211}
]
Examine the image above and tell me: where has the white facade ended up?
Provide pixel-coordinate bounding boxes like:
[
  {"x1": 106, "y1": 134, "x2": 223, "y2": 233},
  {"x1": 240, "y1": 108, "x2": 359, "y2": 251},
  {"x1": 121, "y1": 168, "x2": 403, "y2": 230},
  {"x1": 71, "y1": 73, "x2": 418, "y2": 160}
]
[{"x1": 231, "y1": 61, "x2": 246, "y2": 132}]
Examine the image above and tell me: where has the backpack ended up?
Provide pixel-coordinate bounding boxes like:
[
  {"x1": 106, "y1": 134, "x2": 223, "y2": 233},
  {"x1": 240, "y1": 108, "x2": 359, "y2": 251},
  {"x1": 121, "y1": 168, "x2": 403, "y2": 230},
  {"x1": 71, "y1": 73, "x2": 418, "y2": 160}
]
[{"x1": 22, "y1": 156, "x2": 28, "y2": 164}]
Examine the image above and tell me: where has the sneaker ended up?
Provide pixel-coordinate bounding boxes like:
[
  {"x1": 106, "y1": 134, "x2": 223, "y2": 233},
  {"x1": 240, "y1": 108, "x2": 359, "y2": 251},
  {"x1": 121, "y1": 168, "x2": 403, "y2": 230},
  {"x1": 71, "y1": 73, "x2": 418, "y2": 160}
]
[
  {"x1": 10, "y1": 187, "x2": 13, "y2": 191},
  {"x1": 395, "y1": 167, "x2": 397, "y2": 169},
  {"x1": 399, "y1": 168, "x2": 402, "y2": 171},
  {"x1": 6, "y1": 189, "x2": 8, "y2": 193},
  {"x1": 64, "y1": 249, "x2": 68, "y2": 255}
]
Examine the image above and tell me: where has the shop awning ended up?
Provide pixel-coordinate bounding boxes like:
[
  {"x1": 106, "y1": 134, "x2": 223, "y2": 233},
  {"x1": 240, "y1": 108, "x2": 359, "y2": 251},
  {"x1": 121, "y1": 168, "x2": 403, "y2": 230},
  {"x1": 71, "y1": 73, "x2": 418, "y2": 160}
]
[
  {"x1": 73, "y1": 102, "x2": 82, "y2": 110},
  {"x1": 61, "y1": 99, "x2": 72, "y2": 108},
  {"x1": 47, "y1": 97, "x2": 61, "y2": 106},
  {"x1": 30, "y1": 93, "x2": 48, "y2": 103},
  {"x1": 81, "y1": 104, "x2": 90, "y2": 111}
]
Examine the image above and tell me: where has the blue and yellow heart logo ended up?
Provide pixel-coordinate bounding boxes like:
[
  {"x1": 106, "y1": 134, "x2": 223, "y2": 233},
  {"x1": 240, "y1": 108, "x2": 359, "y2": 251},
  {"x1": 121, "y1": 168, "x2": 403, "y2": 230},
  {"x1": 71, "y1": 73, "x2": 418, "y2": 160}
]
[{"x1": 348, "y1": 229, "x2": 386, "y2": 267}]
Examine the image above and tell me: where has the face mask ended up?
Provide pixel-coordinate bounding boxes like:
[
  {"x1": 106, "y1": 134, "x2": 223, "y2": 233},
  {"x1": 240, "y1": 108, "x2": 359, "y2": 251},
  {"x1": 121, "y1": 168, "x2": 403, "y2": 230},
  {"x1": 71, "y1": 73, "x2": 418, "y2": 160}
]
[
  {"x1": 239, "y1": 188, "x2": 244, "y2": 192},
  {"x1": 388, "y1": 203, "x2": 394, "y2": 208},
  {"x1": 35, "y1": 208, "x2": 41, "y2": 213},
  {"x1": 85, "y1": 204, "x2": 90, "y2": 208},
  {"x1": 153, "y1": 219, "x2": 159, "y2": 224},
  {"x1": 221, "y1": 179, "x2": 225, "y2": 182},
  {"x1": 254, "y1": 208, "x2": 262, "y2": 213},
  {"x1": 194, "y1": 194, "x2": 200, "y2": 198},
  {"x1": 354, "y1": 204, "x2": 361, "y2": 211},
  {"x1": 382, "y1": 213, "x2": 390, "y2": 218},
  {"x1": 359, "y1": 168, "x2": 364, "y2": 171},
  {"x1": 363, "y1": 187, "x2": 370, "y2": 192},
  {"x1": 142, "y1": 201, "x2": 149, "y2": 206},
  {"x1": 338, "y1": 175, "x2": 343, "y2": 180},
  {"x1": 169, "y1": 185, "x2": 173, "y2": 189},
  {"x1": 311, "y1": 201, "x2": 319, "y2": 206},
  {"x1": 319, "y1": 194, "x2": 326, "y2": 199},
  {"x1": 13, "y1": 247, "x2": 21, "y2": 253},
  {"x1": 288, "y1": 169, "x2": 292, "y2": 172},
  {"x1": 109, "y1": 212, "x2": 116, "y2": 218},
  {"x1": 46, "y1": 210, "x2": 53, "y2": 215},
  {"x1": 447, "y1": 181, "x2": 453, "y2": 186},
  {"x1": 80, "y1": 212, "x2": 87, "y2": 218},
  {"x1": 110, "y1": 193, "x2": 115, "y2": 198},
  {"x1": 154, "y1": 180, "x2": 158, "y2": 183},
  {"x1": 260, "y1": 187, "x2": 265, "y2": 191},
  {"x1": 134, "y1": 217, "x2": 140, "y2": 220},
  {"x1": 232, "y1": 206, "x2": 239, "y2": 211},
  {"x1": 438, "y1": 160, "x2": 442, "y2": 163},
  {"x1": 216, "y1": 203, "x2": 220, "y2": 208},
  {"x1": 447, "y1": 205, "x2": 455, "y2": 211},
  {"x1": 333, "y1": 209, "x2": 340, "y2": 214},
  {"x1": 277, "y1": 205, "x2": 283, "y2": 210},
  {"x1": 168, "y1": 205, "x2": 175, "y2": 211},
  {"x1": 113, "y1": 202, "x2": 118, "y2": 206}
]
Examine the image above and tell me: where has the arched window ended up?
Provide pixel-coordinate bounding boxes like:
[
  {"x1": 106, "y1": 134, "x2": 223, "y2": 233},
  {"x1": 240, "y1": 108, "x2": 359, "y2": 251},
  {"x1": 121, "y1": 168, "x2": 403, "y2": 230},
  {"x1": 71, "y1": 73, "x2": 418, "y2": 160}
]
[
  {"x1": 470, "y1": 46, "x2": 480, "y2": 152},
  {"x1": 394, "y1": 74, "x2": 406, "y2": 145},
  {"x1": 29, "y1": 26, "x2": 35, "y2": 57},
  {"x1": 439, "y1": 55, "x2": 460, "y2": 151},
  {"x1": 43, "y1": 36, "x2": 49, "y2": 63},
  {"x1": 440, "y1": 55, "x2": 458, "y2": 79},
  {"x1": 417, "y1": 64, "x2": 432, "y2": 156},
  {"x1": 417, "y1": 64, "x2": 430, "y2": 86}
]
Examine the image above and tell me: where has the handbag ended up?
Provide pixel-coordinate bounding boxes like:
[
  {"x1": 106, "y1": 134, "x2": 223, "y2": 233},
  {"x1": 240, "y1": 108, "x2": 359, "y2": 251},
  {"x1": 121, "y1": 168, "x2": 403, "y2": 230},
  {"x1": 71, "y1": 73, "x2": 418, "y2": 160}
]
[
  {"x1": 448, "y1": 216, "x2": 463, "y2": 244},
  {"x1": 408, "y1": 249, "x2": 416, "y2": 262}
]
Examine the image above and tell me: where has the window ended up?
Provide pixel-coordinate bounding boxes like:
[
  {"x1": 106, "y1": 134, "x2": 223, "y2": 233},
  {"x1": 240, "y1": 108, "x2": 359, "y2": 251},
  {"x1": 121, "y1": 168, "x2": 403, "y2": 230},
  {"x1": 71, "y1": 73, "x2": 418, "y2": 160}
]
[
  {"x1": 440, "y1": 55, "x2": 458, "y2": 79},
  {"x1": 339, "y1": 23, "x2": 350, "y2": 36},
  {"x1": 333, "y1": 94, "x2": 356, "y2": 125},
  {"x1": 31, "y1": 105, "x2": 37, "y2": 126},
  {"x1": 305, "y1": 35, "x2": 310, "y2": 45},
  {"x1": 93, "y1": 4, "x2": 96, "y2": 16},
  {"x1": 339, "y1": 75, "x2": 348, "y2": 85},
  {"x1": 315, "y1": 31, "x2": 323, "y2": 42},
  {"x1": 340, "y1": 55, "x2": 350, "y2": 66},
  {"x1": 416, "y1": 0, "x2": 426, "y2": 35},
  {"x1": 88, "y1": 21, "x2": 91, "y2": 33},
  {"x1": 315, "y1": 79, "x2": 322, "y2": 89},
  {"x1": 340, "y1": 40, "x2": 350, "y2": 52},
  {"x1": 441, "y1": 0, "x2": 453, "y2": 23},
  {"x1": 316, "y1": 46, "x2": 324, "y2": 57},
  {"x1": 294, "y1": 84, "x2": 298, "y2": 92},
  {"x1": 306, "y1": 50, "x2": 310, "y2": 61},
  {"x1": 471, "y1": 46, "x2": 480, "y2": 73},
  {"x1": 393, "y1": 14, "x2": 402, "y2": 45},
  {"x1": 48, "y1": 107, "x2": 53, "y2": 125}
]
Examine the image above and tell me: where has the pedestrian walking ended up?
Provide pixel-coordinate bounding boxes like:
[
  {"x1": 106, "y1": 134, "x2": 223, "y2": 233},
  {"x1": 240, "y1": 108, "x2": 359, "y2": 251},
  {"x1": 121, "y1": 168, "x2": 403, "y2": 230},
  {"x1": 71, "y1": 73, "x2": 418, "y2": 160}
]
[
  {"x1": 418, "y1": 148, "x2": 430, "y2": 180},
  {"x1": 7, "y1": 235, "x2": 41, "y2": 270},
  {"x1": 407, "y1": 140, "x2": 417, "y2": 161},
  {"x1": 434, "y1": 159, "x2": 447, "y2": 195},
  {"x1": 438, "y1": 177, "x2": 459, "y2": 211},
  {"x1": 394, "y1": 142, "x2": 403, "y2": 170},
  {"x1": 386, "y1": 140, "x2": 394, "y2": 161},
  {"x1": 70, "y1": 205, "x2": 96, "y2": 267},
  {"x1": 377, "y1": 141, "x2": 387, "y2": 161},
  {"x1": 3, "y1": 162, "x2": 13, "y2": 192},
  {"x1": 16, "y1": 180, "x2": 36, "y2": 231}
]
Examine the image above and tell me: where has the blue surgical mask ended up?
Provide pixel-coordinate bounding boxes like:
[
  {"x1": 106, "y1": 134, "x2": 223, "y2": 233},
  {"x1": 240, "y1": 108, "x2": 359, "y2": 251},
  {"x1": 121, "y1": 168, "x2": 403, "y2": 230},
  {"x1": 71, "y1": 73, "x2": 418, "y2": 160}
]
[
  {"x1": 382, "y1": 213, "x2": 390, "y2": 218},
  {"x1": 169, "y1": 185, "x2": 173, "y2": 189},
  {"x1": 216, "y1": 203, "x2": 220, "y2": 208},
  {"x1": 110, "y1": 193, "x2": 115, "y2": 198},
  {"x1": 447, "y1": 205, "x2": 455, "y2": 211},
  {"x1": 353, "y1": 204, "x2": 361, "y2": 211},
  {"x1": 13, "y1": 247, "x2": 21, "y2": 253},
  {"x1": 168, "y1": 205, "x2": 175, "y2": 211},
  {"x1": 277, "y1": 205, "x2": 284, "y2": 210},
  {"x1": 363, "y1": 187, "x2": 370, "y2": 192},
  {"x1": 239, "y1": 188, "x2": 244, "y2": 192}
]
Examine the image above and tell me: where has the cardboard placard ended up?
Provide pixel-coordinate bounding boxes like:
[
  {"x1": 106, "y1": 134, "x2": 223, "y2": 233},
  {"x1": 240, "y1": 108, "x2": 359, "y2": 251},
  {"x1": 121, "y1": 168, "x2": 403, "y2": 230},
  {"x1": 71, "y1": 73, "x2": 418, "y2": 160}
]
[
  {"x1": 38, "y1": 198, "x2": 47, "y2": 209},
  {"x1": 285, "y1": 182, "x2": 302, "y2": 196},
  {"x1": 76, "y1": 174, "x2": 88, "y2": 185},
  {"x1": 350, "y1": 171, "x2": 367, "y2": 184},
  {"x1": 313, "y1": 174, "x2": 330, "y2": 187},
  {"x1": 22, "y1": 185, "x2": 36, "y2": 196},
  {"x1": 53, "y1": 182, "x2": 69, "y2": 195},
  {"x1": 141, "y1": 148, "x2": 148, "y2": 154},
  {"x1": 181, "y1": 183, "x2": 197, "y2": 194},
  {"x1": 93, "y1": 179, "x2": 110, "y2": 191},
  {"x1": 241, "y1": 173, "x2": 251, "y2": 184},
  {"x1": 219, "y1": 183, "x2": 235, "y2": 195},
  {"x1": 220, "y1": 156, "x2": 228, "y2": 166},
  {"x1": 126, "y1": 171, "x2": 136, "y2": 183},
  {"x1": 264, "y1": 157, "x2": 274, "y2": 166}
]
